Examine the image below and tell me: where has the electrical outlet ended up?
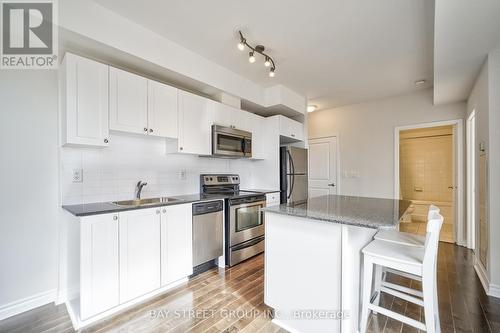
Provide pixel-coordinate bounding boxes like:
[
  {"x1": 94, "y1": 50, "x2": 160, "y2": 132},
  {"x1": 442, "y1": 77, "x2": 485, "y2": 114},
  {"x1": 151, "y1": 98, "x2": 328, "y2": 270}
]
[
  {"x1": 179, "y1": 169, "x2": 187, "y2": 180},
  {"x1": 72, "y1": 169, "x2": 83, "y2": 183}
]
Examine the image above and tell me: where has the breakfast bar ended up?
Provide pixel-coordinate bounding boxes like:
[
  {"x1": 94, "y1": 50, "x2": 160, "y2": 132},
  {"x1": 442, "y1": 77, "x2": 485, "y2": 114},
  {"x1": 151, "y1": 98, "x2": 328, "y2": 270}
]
[{"x1": 262, "y1": 195, "x2": 410, "y2": 333}]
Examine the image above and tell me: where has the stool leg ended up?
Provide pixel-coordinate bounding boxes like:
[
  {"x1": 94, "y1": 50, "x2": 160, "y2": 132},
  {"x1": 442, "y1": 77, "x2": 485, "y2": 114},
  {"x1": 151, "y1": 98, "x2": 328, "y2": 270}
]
[
  {"x1": 422, "y1": 272, "x2": 436, "y2": 333},
  {"x1": 360, "y1": 257, "x2": 373, "y2": 333},
  {"x1": 372, "y1": 264, "x2": 382, "y2": 314},
  {"x1": 433, "y1": 273, "x2": 441, "y2": 333}
]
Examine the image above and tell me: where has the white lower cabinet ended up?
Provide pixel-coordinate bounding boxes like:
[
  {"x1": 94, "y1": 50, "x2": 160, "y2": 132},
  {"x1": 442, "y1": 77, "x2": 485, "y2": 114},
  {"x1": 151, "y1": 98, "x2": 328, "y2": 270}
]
[
  {"x1": 119, "y1": 208, "x2": 161, "y2": 303},
  {"x1": 80, "y1": 213, "x2": 120, "y2": 320},
  {"x1": 266, "y1": 192, "x2": 281, "y2": 206},
  {"x1": 76, "y1": 204, "x2": 193, "y2": 324},
  {"x1": 161, "y1": 203, "x2": 193, "y2": 285}
]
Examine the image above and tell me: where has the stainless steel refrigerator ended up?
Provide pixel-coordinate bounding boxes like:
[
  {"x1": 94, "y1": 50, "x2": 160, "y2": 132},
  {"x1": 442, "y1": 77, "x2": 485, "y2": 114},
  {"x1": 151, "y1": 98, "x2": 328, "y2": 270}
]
[{"x1": 280, "y1": 147, "x2": 308, "y2": 204}]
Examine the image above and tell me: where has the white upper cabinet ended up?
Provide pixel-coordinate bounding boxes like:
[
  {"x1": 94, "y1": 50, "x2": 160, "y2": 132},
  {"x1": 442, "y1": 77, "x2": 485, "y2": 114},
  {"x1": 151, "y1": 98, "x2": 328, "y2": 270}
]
[
  {"x1": 109, "y1": 67, "x2": 149, "y2": 135},
  {"x1": 161, "y1": 203, "x2": 193, "y2": 286},
  {"x1": 278, "y1": 115, "x2": 304, "y2": 142},
  {"x1": 61, "y1": 53, "x2": 109, "y2": 147},
  {"x1": 80, "y1": 213, "x2": 120, "y2": 320},
  {"x1": 177, "y1": 90, "x2": 213, "y2": 155},
  {"x1": 119, "y1": 208, "x2": 161, "y2": 303},
  {"x1": 212, "y1": 103, "x2": 233, "y2": 127},
  {"x1": 147, "y1": 80, "x2": 178, "y2": 138},
  {"x1": 247, "y1": 112, "x2": 266, "y2": 159}
]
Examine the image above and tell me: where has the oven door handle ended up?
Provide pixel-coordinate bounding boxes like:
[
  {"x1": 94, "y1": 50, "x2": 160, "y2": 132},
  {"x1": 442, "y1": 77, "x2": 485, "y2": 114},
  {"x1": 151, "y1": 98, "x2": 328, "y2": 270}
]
[{"x1": 231, "y1": 236, "x2": 265, "y2": 251}]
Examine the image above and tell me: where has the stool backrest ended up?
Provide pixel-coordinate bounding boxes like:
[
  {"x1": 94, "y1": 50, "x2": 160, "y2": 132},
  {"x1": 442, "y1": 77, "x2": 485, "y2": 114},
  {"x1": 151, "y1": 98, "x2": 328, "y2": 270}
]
[
  {"x1": 427, "y1": 204, "x2": 440, "y2": 220},
  {"x1": 423, "y1": 211, "x2": 444, "y2": 273}
]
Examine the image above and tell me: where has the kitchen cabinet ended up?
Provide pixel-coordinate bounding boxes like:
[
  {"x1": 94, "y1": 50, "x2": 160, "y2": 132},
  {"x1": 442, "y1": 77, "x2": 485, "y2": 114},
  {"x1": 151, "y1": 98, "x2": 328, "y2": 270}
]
[
  {"x1": 177, "y1": 90, "x2": 214, "y2": 155},
  {"x1": 109, "y1": 67, "x2": 149, "y2": 135},
  {"x1": 265, "y1": 192, "x2": 281, "y2": 206},
  {"x1": 161, "y1": 203, "x2": 193, "y2": 285},
  {"x1": 80, "y1": 213, "x2": 119, "y2": 319},
  {"x1": 119, "y1": 208, "x2": 161, "y2": 303},
  {"x1": 61, "y1": 53, "x2": 109, "y2": 147},
  {"x1": 278, "y1": 115, "x2": 304, "y2": 142},
  {"x1": 147, "y1": 80, "x2": 178, "y2": 138}
]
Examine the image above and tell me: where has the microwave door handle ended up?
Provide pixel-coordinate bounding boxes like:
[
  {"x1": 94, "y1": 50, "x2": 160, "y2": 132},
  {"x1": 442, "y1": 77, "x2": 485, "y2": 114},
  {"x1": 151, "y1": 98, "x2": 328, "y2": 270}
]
[{"x1": 241, "y1": 139, "x2": 246, "y2": 156}]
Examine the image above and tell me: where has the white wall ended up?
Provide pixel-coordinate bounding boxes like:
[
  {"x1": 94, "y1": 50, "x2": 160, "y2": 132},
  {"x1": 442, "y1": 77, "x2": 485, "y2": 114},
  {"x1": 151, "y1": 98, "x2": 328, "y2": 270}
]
[
  {"x1": 469, "y1": 48, "x2": 500, "y2": 291},
  {"x1": 61, "y1": 134, "x2": 231, "y2": 204},
  {"x1": 308, "y1": 89, "x2": 466, "y2": 199},
  {"x1": 0, "y1": 71, "x2": 60, "y2": 318}
]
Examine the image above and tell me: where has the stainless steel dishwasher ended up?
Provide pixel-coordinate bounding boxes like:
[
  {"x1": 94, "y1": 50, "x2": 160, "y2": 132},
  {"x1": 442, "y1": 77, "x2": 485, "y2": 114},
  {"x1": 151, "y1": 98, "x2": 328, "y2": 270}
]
[{"x1": 192, "y1": 200, "x2": 224, "y2": 275}]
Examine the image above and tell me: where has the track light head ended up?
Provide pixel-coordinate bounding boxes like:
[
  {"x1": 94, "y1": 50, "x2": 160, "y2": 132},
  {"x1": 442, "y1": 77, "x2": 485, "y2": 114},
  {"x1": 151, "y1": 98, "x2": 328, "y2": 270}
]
[
  {"x1": 269, "y1": 67, "x2": 275, "y2": 77},
  {"x1": 249, "y1": 51, "x2": 256, "y2": 63},
  {"x1": 264, "y1": 57, "x2": 271, "y2": 67}
]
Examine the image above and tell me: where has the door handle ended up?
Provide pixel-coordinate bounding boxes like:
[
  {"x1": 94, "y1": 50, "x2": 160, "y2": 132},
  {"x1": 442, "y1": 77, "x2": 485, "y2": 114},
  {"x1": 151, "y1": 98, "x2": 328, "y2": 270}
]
[
  {"x1": 448, "y1": 186, "x2": 454, "y2": 189},
  {"x1": 328, "y1": 183, "x2": 336, "y2": 187}
]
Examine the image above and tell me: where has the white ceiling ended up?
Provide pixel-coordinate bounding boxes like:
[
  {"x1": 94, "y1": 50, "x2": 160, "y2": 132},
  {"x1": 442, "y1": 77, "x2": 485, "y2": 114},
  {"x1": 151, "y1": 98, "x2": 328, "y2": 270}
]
[
  {"x1": 93, "y1": 0, "x2": 434, "y2": 110},
  {"x1": 434, "y1": 0, "x2": 500, "y2": 105}
]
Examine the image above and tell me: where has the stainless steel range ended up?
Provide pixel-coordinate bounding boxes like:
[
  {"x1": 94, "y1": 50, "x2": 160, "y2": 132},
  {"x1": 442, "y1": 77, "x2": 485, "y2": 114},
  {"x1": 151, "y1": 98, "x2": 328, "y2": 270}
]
[{"x1": 200, "y1": 174, "x2": 266, "y2": 266}]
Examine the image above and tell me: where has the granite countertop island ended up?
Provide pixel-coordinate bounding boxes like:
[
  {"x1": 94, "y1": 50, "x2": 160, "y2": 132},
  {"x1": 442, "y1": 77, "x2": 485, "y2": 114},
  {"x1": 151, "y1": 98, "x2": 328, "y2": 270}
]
[
  {"x1": 262, "y1": 194, "x2": 411, "y2": 229},
  {"x1": 263, "y1": 195, "x2": 411, "y2": 333}
]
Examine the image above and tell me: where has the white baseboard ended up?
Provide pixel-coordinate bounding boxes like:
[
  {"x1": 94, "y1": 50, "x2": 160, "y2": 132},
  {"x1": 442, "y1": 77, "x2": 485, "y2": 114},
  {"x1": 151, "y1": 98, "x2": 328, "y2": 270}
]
[
  {"x1": 67, "y1": 277, "x2": 188, "y2": 330},
  {"x1": 489, "y1": 283, "x2": 500, "y2": 298},
  {"x1": 0, "y1": 289, "x2": 57, "y2": 321},
  {"x1": 271, "y1": 319, "x2": 301, "y2": 333},
  {"x1": 474, "y1": 256, "x2": 500, "y2": 298}
]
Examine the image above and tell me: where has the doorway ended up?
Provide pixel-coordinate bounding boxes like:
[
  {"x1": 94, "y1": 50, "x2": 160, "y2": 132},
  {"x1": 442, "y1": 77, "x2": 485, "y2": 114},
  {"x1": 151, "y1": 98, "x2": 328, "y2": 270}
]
[
  {"x1": 308, "y1": 136, "x2": 339, "y2": 198},
  {"x1": 395, "y1": 121, "x2": 464, "y2": 244}
]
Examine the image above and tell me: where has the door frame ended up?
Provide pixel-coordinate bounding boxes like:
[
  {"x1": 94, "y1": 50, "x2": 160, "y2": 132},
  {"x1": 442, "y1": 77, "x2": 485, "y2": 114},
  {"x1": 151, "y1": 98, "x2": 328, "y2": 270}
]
[
  {"x1": 308, "y1": 134, "x2": 341, "y2": 194},
  {"x1": 394, "y1": 119, "x2": 464, "y2": 246},
  {"x1": 466, "y1": 110, "x2": 476, "y2": 250}
]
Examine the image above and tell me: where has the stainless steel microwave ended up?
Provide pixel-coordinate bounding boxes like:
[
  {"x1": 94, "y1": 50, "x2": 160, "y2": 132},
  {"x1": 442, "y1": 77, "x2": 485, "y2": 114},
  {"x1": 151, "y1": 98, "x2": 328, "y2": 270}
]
[{"x1": 212, "y1": 125, "x2": 252, "y2": 158}]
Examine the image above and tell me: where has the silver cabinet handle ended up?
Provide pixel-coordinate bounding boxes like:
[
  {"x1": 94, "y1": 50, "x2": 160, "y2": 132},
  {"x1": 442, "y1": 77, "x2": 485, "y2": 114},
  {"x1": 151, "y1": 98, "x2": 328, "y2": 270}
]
[
  {"x1": 149, "y1": 129, "x2": 153, "y2": 133},
  {"x1": 179, "y1": 147, "x2": 183, "y2": 151},
  {"x1": 328, "y1": 183, "x2": 336, "y2": 187},
  {"x1": 156, "y1": 209, "x2": 160, "y2": 214},
  {"x1": 291, "y1": 133, "x2": 295, "y2": 137},
  {"x1": 113, "y1": 215, "x2": 118, "y2": 220},
  {"x1": 144, "y1": 127, "x2": 148, "y2": 132},
  {"x1": 104, "y1": 138, "x2": 109, "y2": 144},
  {"x1": 162, "y1": 208, "x2": 166, "y2": 213}
]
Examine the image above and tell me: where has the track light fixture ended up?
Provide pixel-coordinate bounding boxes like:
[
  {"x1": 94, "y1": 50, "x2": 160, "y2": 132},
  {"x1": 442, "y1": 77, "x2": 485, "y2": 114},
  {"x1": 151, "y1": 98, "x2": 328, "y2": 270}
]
[{"x1": 237, "y1": 30, "x2": 277, "y2": 78}]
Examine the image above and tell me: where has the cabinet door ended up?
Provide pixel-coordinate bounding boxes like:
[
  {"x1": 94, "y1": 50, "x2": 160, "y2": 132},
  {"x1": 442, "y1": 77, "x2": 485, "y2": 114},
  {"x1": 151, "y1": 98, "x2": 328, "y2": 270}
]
[
  {"x1": 62, "y1": 53, "x2": 109, "y2": 147},
  {"x1": 119, "y1": 208, "x2": 161, "y2": 303},
  {"x1": 177, "y1": 91, "x2": 213, "y2": 155},
  {"x1": 231, "y1": 109, "x2": 253, "y2": 132},
  {"x1": 147, "y1": 80, "x2": 178, "y2": 138},
  {"x1": 80, "y1": 213, "x2": 119, "y2": 319},
  {"x1": 247, "y1": 113, "x2": 266, "y2": 159},
  {"x1": 212, "y1": 102, "x2": 233, "y2": 127},
  {"x1": 109, "y1": 67, "x2": 148, "y2": 134},
  {"x1": 161, "y1": 203, "x2": 193, "y2": 285},
  {"x1": 279, "y1": 116, "x2": 304, "y2": 141}
]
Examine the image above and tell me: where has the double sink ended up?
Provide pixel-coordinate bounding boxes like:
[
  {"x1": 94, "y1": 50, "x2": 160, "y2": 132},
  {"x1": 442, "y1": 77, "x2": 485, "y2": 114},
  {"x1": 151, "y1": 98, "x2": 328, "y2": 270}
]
[{"x1": 112, "y1": 197, "x2": 180, "y2": 207}]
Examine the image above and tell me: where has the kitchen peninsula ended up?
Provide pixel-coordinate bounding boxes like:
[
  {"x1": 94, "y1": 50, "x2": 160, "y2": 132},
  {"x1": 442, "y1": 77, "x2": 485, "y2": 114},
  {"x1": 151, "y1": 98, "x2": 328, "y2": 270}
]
[{"x1": 263, "y1": 195, "x2": 410, "y2": 333}]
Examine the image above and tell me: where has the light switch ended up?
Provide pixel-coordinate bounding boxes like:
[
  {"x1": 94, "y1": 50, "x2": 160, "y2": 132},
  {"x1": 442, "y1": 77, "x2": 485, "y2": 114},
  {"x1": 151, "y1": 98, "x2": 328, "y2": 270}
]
[{"x1": 72, "y1": 169, "x2": 83, "y2": 183}]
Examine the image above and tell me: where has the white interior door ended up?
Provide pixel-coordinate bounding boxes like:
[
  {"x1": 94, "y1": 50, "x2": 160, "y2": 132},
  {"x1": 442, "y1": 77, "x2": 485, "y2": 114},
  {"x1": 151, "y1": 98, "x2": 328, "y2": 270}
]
[{"x1": 308, "y1": 137, "x2": 338, "y2": 198}]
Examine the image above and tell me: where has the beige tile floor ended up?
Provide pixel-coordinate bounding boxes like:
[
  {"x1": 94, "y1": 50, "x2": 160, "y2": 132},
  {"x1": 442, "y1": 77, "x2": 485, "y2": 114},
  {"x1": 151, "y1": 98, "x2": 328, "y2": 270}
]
[{"x1": 400, "y1": 222, "x2": 454, "y2": 243}]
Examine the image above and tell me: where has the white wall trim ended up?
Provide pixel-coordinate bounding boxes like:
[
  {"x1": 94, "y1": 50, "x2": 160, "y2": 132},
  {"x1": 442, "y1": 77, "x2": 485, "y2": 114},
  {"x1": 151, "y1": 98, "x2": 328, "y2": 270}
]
[
  {"x1": 466, "y1": 110, "x2": 477, "y2": 250},
  {"x1": 394, "y1": 119, "x2": 465, "y2": 246},
  {"x1": 0, "y1": 289, "x2": 57, "y2": 321},
  {"x1": 474, "y1": 255, "x2": 500, "y2": 298}
]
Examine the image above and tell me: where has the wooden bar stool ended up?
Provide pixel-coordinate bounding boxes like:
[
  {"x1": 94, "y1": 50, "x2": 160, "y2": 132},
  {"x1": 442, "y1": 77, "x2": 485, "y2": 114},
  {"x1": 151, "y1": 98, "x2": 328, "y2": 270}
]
[
  {"x1": 359, "y1": 211, "x2": 444, "y2": 333},
  {"x1": 375, "y1": 204, "x2": 440, "y2": 247},
  {"x1": 373, "y1": 205, "x2": 440, "y2": 285}
]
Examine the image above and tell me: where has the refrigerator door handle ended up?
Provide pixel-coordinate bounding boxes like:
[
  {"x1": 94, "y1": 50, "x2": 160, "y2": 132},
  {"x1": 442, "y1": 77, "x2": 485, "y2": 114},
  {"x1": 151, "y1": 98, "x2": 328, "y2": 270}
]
[
  {"x1": 288, "y1": 174, "x2": 295, "y2": 200},
  {"x1": 288, "y1": 150, "x2": 295, "y2": 175}
]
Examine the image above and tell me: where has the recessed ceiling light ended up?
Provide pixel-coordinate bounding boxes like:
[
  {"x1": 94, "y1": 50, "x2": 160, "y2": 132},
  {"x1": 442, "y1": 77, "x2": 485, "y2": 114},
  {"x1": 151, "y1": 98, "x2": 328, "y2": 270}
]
[
  {"x1": 307, "y1": 105, "x2": 317, "y2": 113},
  {"x1": 414, "y1": 79, "x2": 426, "y2": 86}
]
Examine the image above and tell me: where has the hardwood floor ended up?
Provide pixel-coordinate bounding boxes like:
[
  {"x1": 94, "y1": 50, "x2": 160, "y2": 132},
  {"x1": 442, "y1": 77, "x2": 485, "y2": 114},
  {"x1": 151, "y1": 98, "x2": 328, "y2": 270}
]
[{"x1": 0, "y1": 243, "x2": 498, "y2": 333}]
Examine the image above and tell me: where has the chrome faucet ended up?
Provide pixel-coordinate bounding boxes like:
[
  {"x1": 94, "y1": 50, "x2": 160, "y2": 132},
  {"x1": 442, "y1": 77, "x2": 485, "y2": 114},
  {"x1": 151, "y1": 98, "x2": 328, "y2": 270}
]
[{"x1": 135, "y1": 181, "x2": 148, "y2": 200}]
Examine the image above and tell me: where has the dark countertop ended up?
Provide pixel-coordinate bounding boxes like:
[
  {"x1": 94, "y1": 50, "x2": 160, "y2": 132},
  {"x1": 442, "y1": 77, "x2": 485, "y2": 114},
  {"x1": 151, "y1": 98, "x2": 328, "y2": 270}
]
[
  {"x1": 244, "y1": 189, "x2": 281, "y2": 194},
  {"x1": 262, "y1": 195, "x2": 411, "y2": 229},
  {"x1": 62, "y1": 193, "x2": 228, "y2": 217}
]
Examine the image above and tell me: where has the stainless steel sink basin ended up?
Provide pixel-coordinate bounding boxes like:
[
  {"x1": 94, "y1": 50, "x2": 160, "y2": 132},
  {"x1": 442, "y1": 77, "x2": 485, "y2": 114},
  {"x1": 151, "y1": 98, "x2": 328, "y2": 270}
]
[{"x1": 112, "y1": 197, "x2": 179, "y2": 207}]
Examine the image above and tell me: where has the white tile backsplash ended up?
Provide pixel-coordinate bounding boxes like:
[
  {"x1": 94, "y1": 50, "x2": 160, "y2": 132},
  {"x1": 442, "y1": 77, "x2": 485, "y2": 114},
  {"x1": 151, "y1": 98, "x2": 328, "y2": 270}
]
[{"x1": 61, "y1": 133, "x2": 231, "y2": 205}]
